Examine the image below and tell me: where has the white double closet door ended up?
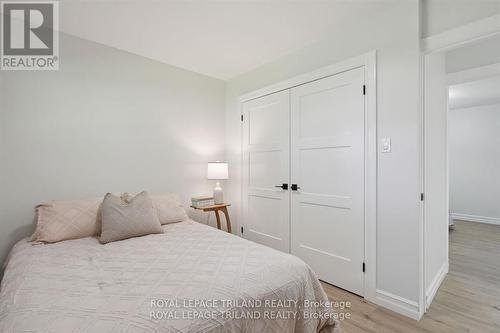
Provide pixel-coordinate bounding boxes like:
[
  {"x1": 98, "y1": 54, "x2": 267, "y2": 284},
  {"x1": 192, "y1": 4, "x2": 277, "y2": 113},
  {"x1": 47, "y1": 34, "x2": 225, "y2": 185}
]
[{"x1": 242, "y1": 67, "x2": 365, "y2": 296}]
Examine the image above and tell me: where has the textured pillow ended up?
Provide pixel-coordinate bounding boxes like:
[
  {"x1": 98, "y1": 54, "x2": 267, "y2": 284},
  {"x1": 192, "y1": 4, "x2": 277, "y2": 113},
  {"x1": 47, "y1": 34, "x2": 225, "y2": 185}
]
[
  {"x1": 151, "y1": 194, "x2": 188, "y2": 224},
  {"x1": 31, "y1": 198, "x2": 103, "y2": 243},
  {"x1": 122, "y1": 192, "x2": 188, "y2": 224},
  {"x1": 99, "y1": 191, "x2": 163, "y2": 244}
]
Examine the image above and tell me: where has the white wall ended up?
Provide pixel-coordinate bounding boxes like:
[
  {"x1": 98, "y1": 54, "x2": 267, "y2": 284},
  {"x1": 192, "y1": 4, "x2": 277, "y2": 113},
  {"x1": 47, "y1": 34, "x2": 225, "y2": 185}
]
[
  {"x1": 421, "y1": 0, "x2": 500, "y2": 38},
  {"x1": 449, "y1": 103, "x2": 500, "y2": 222},
  {"x1": 0, "y1": 33, "x2": 226, "y2": 267},
  {"x1": 423, "y1": 52, "x2": 448, "y2": 306},
  {"x1": 225, "y1": 1, "x2": 422, "y2": 311},
  {"x1": 446, "y1": 34, "x2": 500, "y2": 73}
]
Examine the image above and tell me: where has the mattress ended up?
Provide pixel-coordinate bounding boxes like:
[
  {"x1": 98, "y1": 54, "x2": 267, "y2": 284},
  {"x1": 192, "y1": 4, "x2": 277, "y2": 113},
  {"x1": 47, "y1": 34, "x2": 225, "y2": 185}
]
[{"x1": 0, "y1": 220, "x2": 338, "y2": 333}]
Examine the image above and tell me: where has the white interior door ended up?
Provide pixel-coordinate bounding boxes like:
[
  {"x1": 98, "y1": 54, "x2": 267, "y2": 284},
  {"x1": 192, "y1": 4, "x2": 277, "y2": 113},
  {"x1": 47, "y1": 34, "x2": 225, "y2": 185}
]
[
  {"x1": 290, "y1": 67, "x2": 366, "y2": 295},
  {"x1": 242, "y1": 90, "x2": 290, "y2": 252}
]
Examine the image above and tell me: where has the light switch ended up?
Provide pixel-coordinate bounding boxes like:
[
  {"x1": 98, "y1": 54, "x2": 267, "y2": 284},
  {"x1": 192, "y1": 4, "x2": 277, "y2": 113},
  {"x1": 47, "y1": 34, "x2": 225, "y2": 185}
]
[{"x1": 381, "y1": 138, "x2": 391, "y2": 153}]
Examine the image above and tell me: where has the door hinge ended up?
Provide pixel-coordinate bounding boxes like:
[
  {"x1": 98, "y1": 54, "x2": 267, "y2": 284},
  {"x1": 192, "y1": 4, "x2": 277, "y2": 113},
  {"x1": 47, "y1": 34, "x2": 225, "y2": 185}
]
[
  {"x1": 241, "y1": 226, "x2": 244, "y2": 234},
  {"x1": 241, "y1": 114, "x2": 244, "y2": 122},
  {"x1": 421, "y1": 193, "x2": 424, "y2": 201},
  {"x1": 362, "y1": 262, "x2": 365, "y2": 273},
  {"x1": 363, "y1": 85, "x2": 366, "y2": 95}
]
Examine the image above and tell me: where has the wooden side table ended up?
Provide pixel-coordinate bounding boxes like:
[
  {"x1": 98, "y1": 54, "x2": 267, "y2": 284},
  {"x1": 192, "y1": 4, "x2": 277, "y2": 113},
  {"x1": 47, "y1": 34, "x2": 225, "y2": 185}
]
[{"x1": 190, "y1": 203, "x2": 232, "y2": 233}]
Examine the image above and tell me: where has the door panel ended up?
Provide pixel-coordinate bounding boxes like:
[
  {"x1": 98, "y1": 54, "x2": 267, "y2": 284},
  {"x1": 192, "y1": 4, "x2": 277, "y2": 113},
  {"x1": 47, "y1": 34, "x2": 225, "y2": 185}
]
[
  {"x1": 290, "y1": 67, "x2": 365, "y2": 295},
  {"x1": 248, "y1": 151, "x2": 281, "y2": 188},
  {"x1": 242, "y1": 90, "x2": 290, "y2": 252}
]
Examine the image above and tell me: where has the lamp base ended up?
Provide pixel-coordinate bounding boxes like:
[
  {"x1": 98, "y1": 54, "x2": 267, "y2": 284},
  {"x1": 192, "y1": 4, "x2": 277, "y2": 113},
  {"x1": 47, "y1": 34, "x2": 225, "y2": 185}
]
[{"x1": 213, "y1": 181, "x2": 224, "y2": 205}]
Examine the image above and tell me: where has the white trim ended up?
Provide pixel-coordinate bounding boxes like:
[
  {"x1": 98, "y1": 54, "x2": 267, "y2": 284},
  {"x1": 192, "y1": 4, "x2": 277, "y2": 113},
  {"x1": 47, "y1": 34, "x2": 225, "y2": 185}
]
[
  {"x1": 239, "y1": 104, "x2": 244, "y2": 237},
  {"x1": 447, "y1": 62, "x2": 500, "y2": 85},
  {"x1": 445, "y1": 84, "x2": 450, "y2": 305},
  {"x1": 417, "y1": 51, "x2": 426, "y2": 321},
  {"x1": 363, "y1": 51, "x2": 377, "y2": 303},
  {"x1": 450, "y1": 213, "x2": 500, "y2": 226},
  {"x1": 421, "y1": 54, "x2": 449, "y2": 319},
  {"x1": 417, "y1": 2, "x2": 426, "y2": 318},
  {"x1": 239, "y1": 53, "x2": 370, "y2": 102},
  {"x1": 239, "y1": 51, "x2": 378, "y2": 304},
  {"x1": 426, "y1": 262, "x2": 448, "y2": 309},
  {"x1": 422, "y1": 14, "x2": 500, "y2": 53},
  {"x1": 374, "y1": 290, "x2": 421, "y2": 320}
]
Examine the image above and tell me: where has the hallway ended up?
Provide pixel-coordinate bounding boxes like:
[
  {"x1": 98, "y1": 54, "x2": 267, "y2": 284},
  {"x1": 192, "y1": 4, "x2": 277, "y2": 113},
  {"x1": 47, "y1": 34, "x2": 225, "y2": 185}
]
[{"x1": 322, "y1": 220, "x2": 500, "y2": 332}]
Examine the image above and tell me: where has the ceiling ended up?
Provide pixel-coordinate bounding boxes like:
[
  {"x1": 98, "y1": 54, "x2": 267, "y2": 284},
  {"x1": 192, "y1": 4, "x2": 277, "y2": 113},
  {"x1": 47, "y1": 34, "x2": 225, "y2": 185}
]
[
  {"x1": 449, "y1": 75, "x2": 500, "y2": 109},
  {"x1": 57, "y1": 0, "x2": 392, "y2": 80}
]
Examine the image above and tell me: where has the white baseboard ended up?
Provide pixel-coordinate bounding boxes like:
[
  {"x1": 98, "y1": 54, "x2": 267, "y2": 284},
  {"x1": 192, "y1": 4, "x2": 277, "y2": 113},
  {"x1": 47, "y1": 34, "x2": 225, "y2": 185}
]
[
  {"x1": 450, "y1": 213, "x2": 500, "y2": 226},
  {"x1": 426, "y1": 262, "x2": 448, "y2": 309},
  {"x1": 373, "y1": 289, "x2": 421, "y2": 320}
]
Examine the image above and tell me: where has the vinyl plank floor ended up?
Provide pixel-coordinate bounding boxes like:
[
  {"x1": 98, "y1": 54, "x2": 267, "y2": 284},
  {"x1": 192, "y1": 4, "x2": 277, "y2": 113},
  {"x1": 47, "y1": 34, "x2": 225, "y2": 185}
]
[{"x1": 322, "y1": 220, "x2": 500, "y2": 333}]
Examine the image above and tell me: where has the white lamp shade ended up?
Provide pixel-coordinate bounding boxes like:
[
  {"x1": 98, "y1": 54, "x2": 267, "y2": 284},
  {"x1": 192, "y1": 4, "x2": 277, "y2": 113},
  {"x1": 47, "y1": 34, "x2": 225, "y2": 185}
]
[{"x1": 207, "y1": 162, "x2": 228, "y2": 180}]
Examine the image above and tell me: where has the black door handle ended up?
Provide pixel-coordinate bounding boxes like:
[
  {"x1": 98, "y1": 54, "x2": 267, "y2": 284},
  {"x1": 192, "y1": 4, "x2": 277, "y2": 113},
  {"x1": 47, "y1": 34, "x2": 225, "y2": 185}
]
[
  {"x1": 274, "y1": 183, "x2": 288, "y2": 190},
  {"x1": 291, "y1": 184, "x2": 300, "y2": 191}
]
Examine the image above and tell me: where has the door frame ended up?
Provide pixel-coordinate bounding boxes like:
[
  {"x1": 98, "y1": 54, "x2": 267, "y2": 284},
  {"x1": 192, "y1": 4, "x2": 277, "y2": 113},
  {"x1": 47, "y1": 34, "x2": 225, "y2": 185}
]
[
  {"x1": 420, "y1": 14, "x2": 500, "y2": 317},
  {"x1": 239, "y1": 51, "x2": 377, "y2": 301}
]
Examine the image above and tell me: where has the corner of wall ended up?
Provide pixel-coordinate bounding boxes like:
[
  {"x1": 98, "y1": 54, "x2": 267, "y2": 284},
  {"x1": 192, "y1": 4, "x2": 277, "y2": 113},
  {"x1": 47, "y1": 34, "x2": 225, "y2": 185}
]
[{"x1": 425, "y1": 261, "x2": 449, "y2": 309}]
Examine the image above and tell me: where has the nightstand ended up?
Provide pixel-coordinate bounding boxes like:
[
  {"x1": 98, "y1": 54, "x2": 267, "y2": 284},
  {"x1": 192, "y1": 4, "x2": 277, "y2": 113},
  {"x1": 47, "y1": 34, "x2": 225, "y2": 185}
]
[{"x1": 191, "y1": 203, "x2": 232, "y2": 233}]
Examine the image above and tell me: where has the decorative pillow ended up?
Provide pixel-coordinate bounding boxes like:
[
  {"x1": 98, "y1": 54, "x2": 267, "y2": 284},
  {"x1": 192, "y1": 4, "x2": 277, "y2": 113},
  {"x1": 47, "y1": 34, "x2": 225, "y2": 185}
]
[
  {"x1": 99, "y1": 191, "x2": 163, "y2": 244},
  {"x1": 31, "y1": 198, "x2": 103, "y2": 243},
  {"x1": 151, "y1": 194, "x2": 188, "y2": 224},
  {"x1": 121, "y1": 192, "x2": 188, "y2": 224}
]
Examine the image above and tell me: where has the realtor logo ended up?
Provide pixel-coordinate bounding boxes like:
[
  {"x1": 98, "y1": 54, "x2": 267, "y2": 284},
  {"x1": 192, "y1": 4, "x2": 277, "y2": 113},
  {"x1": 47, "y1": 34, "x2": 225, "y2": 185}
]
[{"x1": 1, "y1": 1, "x2": 59, "y2": 70}]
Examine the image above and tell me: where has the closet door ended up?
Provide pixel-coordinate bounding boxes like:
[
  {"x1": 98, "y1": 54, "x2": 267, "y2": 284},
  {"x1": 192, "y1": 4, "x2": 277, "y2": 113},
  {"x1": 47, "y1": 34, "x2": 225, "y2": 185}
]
[
  {"x1": 242, "y1": 90, "x2": 290, "y2": 252},
  {"x1": 290, "y1": 67, "x2": 365, "y2": 295}
]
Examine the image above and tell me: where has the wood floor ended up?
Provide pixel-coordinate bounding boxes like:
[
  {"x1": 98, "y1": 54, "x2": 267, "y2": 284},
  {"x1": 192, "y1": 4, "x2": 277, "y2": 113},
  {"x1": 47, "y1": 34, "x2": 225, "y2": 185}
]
[{"x1": 322, "y1": 220, "x2": 500, "y2": 332}]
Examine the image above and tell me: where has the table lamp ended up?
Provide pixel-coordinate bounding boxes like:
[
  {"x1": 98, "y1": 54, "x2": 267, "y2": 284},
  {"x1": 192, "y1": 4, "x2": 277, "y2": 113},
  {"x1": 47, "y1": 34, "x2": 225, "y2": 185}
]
[{"x1": 207, "y1": 161, "x2": 228, "y2": 204}]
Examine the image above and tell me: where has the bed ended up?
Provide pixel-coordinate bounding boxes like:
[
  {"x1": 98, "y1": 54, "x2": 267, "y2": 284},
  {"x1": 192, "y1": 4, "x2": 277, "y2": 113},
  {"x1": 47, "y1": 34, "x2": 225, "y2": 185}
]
[{"x1": 0, "y1": 220, "x2": 338, "y2": 332}]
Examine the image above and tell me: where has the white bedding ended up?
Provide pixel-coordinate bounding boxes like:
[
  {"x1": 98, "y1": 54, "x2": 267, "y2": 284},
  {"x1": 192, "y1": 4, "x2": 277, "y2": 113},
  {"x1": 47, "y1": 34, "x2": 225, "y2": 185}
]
[{"x1": 0, "y1": 220, "x2": 338, "y2": 332}]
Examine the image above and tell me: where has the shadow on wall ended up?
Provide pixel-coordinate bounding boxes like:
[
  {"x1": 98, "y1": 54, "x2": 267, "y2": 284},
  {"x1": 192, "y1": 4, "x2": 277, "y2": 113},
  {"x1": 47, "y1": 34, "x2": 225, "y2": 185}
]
[
  {"x1": 0, "y1": 222, "x2": 35, "y2": 279},
  {"x1": 0, "y1": 32, "x2": 226, "y2": 272}
]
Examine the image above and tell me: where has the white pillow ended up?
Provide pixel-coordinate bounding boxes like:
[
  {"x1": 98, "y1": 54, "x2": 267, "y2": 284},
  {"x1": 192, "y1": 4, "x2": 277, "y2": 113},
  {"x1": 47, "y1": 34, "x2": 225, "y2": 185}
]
[{"x1": 122, "y1": 192, "x2": 188, "y2": 224}]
